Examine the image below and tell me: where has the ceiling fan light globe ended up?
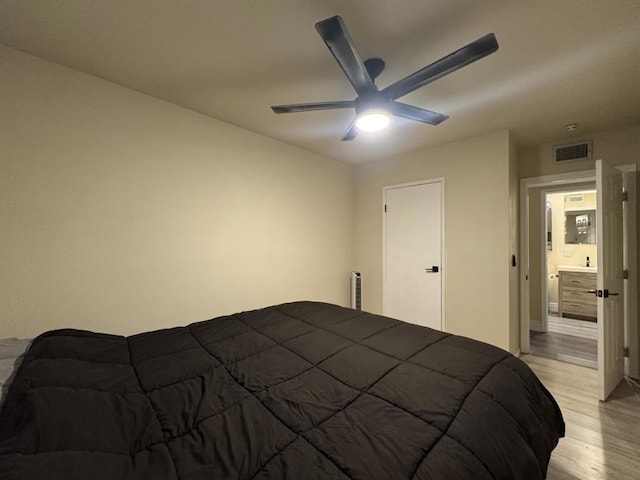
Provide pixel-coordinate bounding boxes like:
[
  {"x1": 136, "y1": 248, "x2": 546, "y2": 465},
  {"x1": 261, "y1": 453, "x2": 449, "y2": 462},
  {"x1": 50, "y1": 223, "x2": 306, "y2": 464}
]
[{"x1": 355, "y1": 111, "x2": 390, "y2": 132}]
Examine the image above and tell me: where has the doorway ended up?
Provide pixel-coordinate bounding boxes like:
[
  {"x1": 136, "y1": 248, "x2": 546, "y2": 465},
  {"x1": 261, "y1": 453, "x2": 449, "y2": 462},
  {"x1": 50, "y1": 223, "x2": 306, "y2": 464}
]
[
  {"x1": 520, "y1": 163, "x2": 638, "y2": 400},
  {"x1": 383, "y1": 179, "x2": 444, "y2": 330},
  {"x1": 529, "y1": 187, "x2": 598, "y2": 369}
]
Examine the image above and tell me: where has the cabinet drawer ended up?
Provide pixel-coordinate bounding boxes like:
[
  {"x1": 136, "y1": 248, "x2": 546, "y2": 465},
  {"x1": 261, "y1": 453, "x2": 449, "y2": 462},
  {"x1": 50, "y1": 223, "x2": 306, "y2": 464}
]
[
  {"x1": 558, "y1": 271, "x2": 598, "y2": 319},
  {"x1": 562, "y1": 301, "x2": 597, "y2": 318},
  {"x1": 561, "y1": 272, "x2": 596, "y2": 289},
  {"x1": 562, "y1": 290, "x2": 596, "y2": 306}
]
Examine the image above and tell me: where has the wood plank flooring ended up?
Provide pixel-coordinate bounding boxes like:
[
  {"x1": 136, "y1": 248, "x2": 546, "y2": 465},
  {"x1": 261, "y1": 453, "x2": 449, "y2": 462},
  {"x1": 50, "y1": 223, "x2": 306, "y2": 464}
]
[
  {"x1": 522, "y1": 354, "x2": 640, "y2": 480},
  {"x1": 547, "y1": 315, "x2": 597, "y2": 340},
  {"x1": 530, "y1": 315, "x2": 597, "y2": 369}
]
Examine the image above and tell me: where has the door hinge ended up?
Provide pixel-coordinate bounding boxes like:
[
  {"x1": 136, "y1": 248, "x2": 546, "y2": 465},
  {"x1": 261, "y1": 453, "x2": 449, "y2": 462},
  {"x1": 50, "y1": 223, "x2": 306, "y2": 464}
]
[
  {"x1": 623, "y1": 269, "x2": 629, "y2": 280},
  {"x1": 384, "y1": 204, "x2": 387, "y2": 213},
  {"x1": 622, "y1": 190, "x2": 628, "y2": 202},
  {"x1": 624, "y1": 346, "x2": 630, "y2": 358}
]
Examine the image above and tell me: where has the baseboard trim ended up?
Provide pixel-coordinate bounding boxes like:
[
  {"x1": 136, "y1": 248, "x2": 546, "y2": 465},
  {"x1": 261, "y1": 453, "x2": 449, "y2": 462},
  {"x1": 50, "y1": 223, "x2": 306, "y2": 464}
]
[{"x1": 530, "y1": 320, "x2": 544, "y2": 332}]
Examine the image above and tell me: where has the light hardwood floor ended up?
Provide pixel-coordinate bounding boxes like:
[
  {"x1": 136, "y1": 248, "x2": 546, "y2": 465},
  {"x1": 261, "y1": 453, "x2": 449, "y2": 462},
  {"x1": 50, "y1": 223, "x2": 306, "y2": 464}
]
[{"x1": 522, "y1": 354, "x2": 640, "y2": 480}]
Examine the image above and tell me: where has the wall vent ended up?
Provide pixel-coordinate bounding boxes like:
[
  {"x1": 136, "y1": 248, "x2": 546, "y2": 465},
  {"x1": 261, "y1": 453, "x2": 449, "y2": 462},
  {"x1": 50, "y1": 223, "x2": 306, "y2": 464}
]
[
  {"x1": 553, "y1": 141, "x2": 592, "y2": 163},
  {"x1": 566, "y1": 194, "x2": 583, "y2": 203},
  {"x1": 350, "y1": 272, "x2": 362, "y2": 310}
]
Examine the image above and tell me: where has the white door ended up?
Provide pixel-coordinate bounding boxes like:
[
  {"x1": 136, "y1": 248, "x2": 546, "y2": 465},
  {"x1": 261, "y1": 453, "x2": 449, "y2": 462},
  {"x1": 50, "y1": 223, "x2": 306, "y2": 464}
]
[
  {"x1": 596, "y1": 159, "x2": 625, "y2": 401},
  {"x1": 383, "y1": 180, "x2": 443, "y2": 330}
]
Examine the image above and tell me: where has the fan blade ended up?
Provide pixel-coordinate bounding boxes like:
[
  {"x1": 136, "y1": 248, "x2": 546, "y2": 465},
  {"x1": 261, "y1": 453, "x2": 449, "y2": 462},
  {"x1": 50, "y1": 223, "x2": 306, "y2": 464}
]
[
  {"x1": 271, "y1": 101, "x2": 355, "y2": 114},
  {"x1": 388, "y1": 101, "x2": 449, "y2": 125},
  {"x1": 382, "y1": 33, "x2": 499, "y2": 100},
  {"x1": 315, "y1": 16, "x2": 377, "y2": 97},
  {"x1": 341, "y1": 120, "x2": 359, "y2": 141}
]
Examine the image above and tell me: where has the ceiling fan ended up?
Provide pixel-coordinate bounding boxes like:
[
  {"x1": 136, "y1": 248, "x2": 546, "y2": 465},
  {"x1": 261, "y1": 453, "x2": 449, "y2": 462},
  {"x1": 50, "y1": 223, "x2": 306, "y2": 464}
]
[{"x1": 271, "y1": 15, "x2": 499, "y2": 141}]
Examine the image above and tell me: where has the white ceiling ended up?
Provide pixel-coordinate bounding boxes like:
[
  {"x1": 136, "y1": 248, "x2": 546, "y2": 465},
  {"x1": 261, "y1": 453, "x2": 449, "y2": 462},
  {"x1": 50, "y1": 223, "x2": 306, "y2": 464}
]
[{"x1": 1, "y1": 0, "x2": 639, "y2": 164}]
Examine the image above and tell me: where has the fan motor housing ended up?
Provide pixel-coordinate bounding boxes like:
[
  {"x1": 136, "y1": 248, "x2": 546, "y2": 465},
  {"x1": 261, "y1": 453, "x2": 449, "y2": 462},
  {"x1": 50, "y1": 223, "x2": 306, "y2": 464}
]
[
  {"x1": 354, "y1": 95, "x2": 388, "y2": 115},
  {"x1": 364, "y1": 58, "x2": 385, "y2": 80}
]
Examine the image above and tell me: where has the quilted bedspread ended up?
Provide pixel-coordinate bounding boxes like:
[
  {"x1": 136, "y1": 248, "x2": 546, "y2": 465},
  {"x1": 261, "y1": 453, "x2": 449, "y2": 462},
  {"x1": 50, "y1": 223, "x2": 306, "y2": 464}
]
[{"x1": 0, "y1": 301, "x2": 564, "y2": 479}]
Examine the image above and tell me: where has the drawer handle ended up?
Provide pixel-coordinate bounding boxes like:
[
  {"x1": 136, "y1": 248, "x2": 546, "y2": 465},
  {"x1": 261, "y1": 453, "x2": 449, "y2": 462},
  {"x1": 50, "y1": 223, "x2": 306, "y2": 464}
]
[{"x1": 570, "y1": 280, "x2": 583, "y2": 284}]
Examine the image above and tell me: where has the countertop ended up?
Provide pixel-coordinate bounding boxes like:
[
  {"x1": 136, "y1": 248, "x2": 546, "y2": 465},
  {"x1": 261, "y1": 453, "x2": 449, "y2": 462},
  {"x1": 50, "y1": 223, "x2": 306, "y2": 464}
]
[{"x1": 557, "y1": 265, "x2": 598, "y2": 273}]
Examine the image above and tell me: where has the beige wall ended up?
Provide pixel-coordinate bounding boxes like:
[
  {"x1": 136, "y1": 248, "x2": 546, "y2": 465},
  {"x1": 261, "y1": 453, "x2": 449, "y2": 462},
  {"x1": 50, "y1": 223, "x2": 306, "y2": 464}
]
[
  {"x1": 353, "y1": 130, "x2": 517, "y2": 352},
  {"x1": 528, "y1": 187, "x2": 544, "y2": 327},
  {"x1": 519, "y1": 125, "x2": 640, "y2": 178},
  {"x1": 5, "y1": 40, "x2": 637, "y2": 362},
  {"x1": 0, "y1": 46, "x2": 354, "y2": 338}
]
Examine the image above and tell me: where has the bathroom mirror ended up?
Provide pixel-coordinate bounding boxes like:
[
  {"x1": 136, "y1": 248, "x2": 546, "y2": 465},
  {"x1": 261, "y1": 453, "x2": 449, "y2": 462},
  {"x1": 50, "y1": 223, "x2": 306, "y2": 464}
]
[{"x1": 564, "y1": 209, "x2": 596, "y2": 244}]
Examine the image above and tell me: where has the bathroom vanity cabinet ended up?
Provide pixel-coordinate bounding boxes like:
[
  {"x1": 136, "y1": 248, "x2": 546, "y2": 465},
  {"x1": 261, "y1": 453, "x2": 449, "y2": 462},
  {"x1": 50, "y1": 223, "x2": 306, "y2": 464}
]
[{"x1": 558, "y1": 269, "x2": 597, "y2": 320}]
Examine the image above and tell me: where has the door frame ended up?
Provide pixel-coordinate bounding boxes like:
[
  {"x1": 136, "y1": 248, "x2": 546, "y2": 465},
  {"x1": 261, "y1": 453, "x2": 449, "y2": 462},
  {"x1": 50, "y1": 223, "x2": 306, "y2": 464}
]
[
  {"x1": 520, "y1": 165, "x2": 638, "y2": 379},
  {"x1": 382, "y1": 178, "x2": 446, "y2": 331},
  {"x1": 620, "y1": 164, "x2": 638, "y2": 379}
]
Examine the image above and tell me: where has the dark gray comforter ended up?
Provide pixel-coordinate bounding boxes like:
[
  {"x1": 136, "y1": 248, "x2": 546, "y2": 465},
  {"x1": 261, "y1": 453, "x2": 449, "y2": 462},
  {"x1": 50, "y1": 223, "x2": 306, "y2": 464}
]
[{"x1": 0, "y1": 301, "x2": 564, "y2": 479}]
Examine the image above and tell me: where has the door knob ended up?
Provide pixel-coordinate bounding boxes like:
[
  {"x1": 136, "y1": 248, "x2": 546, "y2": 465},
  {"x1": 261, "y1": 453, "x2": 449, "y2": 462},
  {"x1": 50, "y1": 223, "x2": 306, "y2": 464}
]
[
  {"x1": 592, "y1": 289, "x2": 620, "y2": 297},
  {"x1": 425, "y1": 266, "x2": 439, "y2": 273}
]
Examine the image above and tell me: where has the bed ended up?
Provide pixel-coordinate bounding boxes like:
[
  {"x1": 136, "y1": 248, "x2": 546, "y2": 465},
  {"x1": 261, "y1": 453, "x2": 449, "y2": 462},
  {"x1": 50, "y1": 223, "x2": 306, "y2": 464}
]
[{"x1": 0, "y1": 301, "x2": 564, "y2": 479}]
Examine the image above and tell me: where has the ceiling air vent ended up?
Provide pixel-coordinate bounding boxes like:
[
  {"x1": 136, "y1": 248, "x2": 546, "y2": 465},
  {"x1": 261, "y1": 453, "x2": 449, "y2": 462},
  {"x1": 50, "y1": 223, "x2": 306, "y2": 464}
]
[{"x1": 553, "y1": 141, "x2": 592, "y2": 163}]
